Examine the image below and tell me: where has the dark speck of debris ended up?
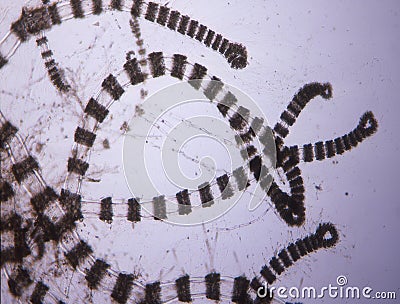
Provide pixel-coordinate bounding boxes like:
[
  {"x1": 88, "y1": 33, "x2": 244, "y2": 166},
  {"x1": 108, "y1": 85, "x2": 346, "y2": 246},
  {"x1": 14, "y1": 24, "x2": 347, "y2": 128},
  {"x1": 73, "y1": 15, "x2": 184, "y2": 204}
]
[
  {"x1": 35, "y1": 142, "x2": 45, "y2": 153},
  {"x1": 103, "y1": 139, "x2": 110, "y2": 149},
  {"x1": 135, "y1": 105, "x2": 144, "y2": 116},
  {"x1": 120, "y1": 121, "x2": 129, "y2": 132},
  {"x1": 345, "y1": 192, "x2": 349, "y2": 196},
  {"x1": 140, "y1": 89, "x2": 148, "y2": 99}
]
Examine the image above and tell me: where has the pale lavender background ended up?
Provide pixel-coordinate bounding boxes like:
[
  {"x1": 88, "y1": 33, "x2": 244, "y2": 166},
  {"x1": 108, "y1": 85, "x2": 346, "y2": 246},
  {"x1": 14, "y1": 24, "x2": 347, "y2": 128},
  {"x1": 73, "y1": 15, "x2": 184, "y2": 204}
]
[{"x1": 0, "y1": 0, "x2": 399, "y2": 303}]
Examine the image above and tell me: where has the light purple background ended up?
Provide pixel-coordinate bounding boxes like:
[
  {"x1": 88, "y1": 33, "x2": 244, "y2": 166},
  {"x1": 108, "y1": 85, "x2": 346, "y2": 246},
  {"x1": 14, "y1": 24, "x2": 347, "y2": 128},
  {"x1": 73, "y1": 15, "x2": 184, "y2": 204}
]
[{"x1": 1, "y1": 0, "x2": 399, "y2": 303}]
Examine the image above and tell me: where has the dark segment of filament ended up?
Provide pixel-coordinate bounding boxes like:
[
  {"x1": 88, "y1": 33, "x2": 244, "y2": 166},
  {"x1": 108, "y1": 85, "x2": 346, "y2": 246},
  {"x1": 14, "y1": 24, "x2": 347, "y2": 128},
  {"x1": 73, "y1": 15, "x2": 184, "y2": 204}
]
[
  {"x1": 216, "y1": 173, "x2": 234, "y2": 200},
  {"x1": 11, "y1": 7, "x2": 53, "y2": 41},
  {"x1": 60, "y1": 189, "x2": 83, "y2": 221},
  {"x1": 7, "y1": 266, "x2": 33, "y2": 297},
  {"x1": 217, "y1": 91, "x2": 238, "y2": 117},
  {"x1": 280, "y1": 110, "x2": 296, "y2": 126},
  {"x1": 212, "y1": 34, "x2": 222, "y2": 51},
  {"x1": 176, "y1": 189, "x2": 192, "y2": 215},
  {"x1": 36, "y1": 36, "x2": 48, "y2": 46},
  {"x1": 0, "y1": 181, "x2": 15, "y2": 202},
  {"x1": 303, "y1": 143, "x2": 314, "y2": 162},
  {"x1": 48, "y1": 3, "x2": 61, "y2": 24},
  {"x1": 177, "y1": 15, "x2": 190, "y2": 35},
  {"x1": 285, "y1": 167, "x2": 301, "y2": 182},
  {"x1": 70, "y1": 0, "x2": 84, "y2": 19},
  {"x1": 30, "y1": 281, "x2": 49, "y2": 304},
  {"x1": 0, "y1": 54, "x2": 8, "y2": 69},
  {"x1": 171, "y1": 54, "x2": 187, "y2": 80},
  {"x1": 143, "y1": 281, "x2": 161, "y2": 304},
  {"x1": 74, "y1": 127, "x2": 97, "y2": 147},
  {"x1": 1, "y1": 214, "x2": 31, "y2": 266},
  {"x1": 67, "y1": 157, "x2": 89, "y2": 175},
  {"x1": 153, "y1": 195, "x2": 167, "y2": 220},
  {"x1": 156, "y1": 6, "x2": 170, "y2": 26},
  {"x1": 269, "y1": 257, "x2": 284, "y2": 275},
  {"x1": 124, "y1": 56, "x2": 145, "y2": 85},
  {"x1": 145, "y1": 2, "x2": 159, "y2": 22},
  {"x1": 205, "y1": 272, "x2": 221, "y2": 301},
  {"x1": 260, "y1": 265, "x2": 276, "y2": 285},
  {"x1": 131, "y1": 0, "x2": 144, "y2": 17},
  {"x1": 233, "y1": 166, "x2": 249, "y2": 191},
  {"x1": 196, "y1": 24, "x2": 208, "y2": 42},
  {"x1": 127, "y1": 198, "x2": 141, "y2": 222},
  {"x1": 111, "y1": 0, "x2": 122, "y2": 11},
  {"x1": 287, "y1": 243, "x2": 301, "y2": 262},
  {"x1": 188, "y1": 63, "x2": 207, "y2": 90},
  {"x1": 204, "y1": 30, "x2": 215, "y2": 47},
  {"x1": 295, "y1": 239, "x2": 308, "y2": 256},
  {"x1": 175, "y1": 275, "x2": 192, "y2": 302},
  {"x1": 148, "y1": 52, "x2": 166, "y2": 77},
  {"x1": 314, "y1": 141, "x2": 326, "y2": 161},
  {"x1": 101, "y1": 74, "x2": 125, "y2": 100},
  {"x1": 12, "y1": 156, "x2": 39, "y2": 183},
  {"x1": 1, "y1": 121, "x2": 18, "y2": 149},
  {"x1": 187, "y1": 20, "x2": 199, "y2": 38},
  {"x1": 229, "y1": 106, "x2": 251, "y2": 131},
  {"x1": 100, "y1": 197, "x2": 113, "y2": 223},
  {"x1": 198, "y1": 182, "x2": 214, "y2": 207},
  {"x1": 111, "y1": 273, "x2": 135, "y2": 304},
  {"x1": 249, "y1": 155, "x2": 262, "y2": 181},
  {"x1": 325, "y1": 140, "x2": 336, "y2": 158},
  {"x1": 84, "y1": 98, "x2": 109, "y2": 123},
  {"x1": 218, "y1": 38, "x2": 229, "y2": 55},
  {"x1": 231, "y1": 276, "x2": 251, "y2": 304},
  {"x1": 278, "y1": 249, "x2": 293, "y2": 268},
  {"x1": 240, "y1": 145, "x2": 257, "y2": 159},
  {"x1": 167, "y1": 10, "x2": 180, "y2": 30},
  {"x1": 41, "y1": 50, "x2": 53, "y2": 58},
  {"x1": 204, "y1": 76, "x2": 224, "y2": 101},
  {"x1": 30, "y1": 186, "x2": 58, "y2": 214},
  {"x1": 65, "y1": 240, "x2": 93, "y2": 269},
  {"x1": 85, "y1": 259, "x2": 110, "y2": 290},
  {"x1": 92, "y1": 0, "x2": 103, "y2": 15}
]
